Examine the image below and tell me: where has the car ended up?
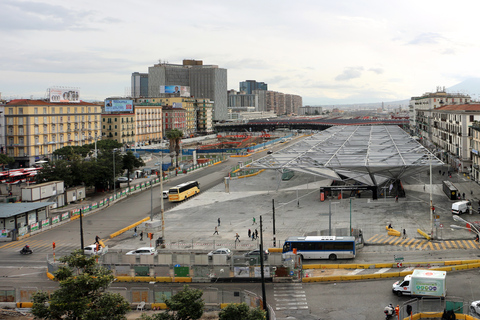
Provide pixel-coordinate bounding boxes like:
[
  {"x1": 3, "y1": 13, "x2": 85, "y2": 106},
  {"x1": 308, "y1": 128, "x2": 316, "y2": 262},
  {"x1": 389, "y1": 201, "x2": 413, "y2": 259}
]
[
  {"x1": 471, "y1": 300, "x2": 480, "y2": 315},
  {"x1": 117, "y1": 177, "x2": 132, "y2": 182},
  {"x1": 267, "y1": 150, "x2": 273, "y2": 154},
  {"x1": 125, "y1": 247, "x2": 158, "y2": 256},
  {"x1": 84, "y1": 244, "x2": 108, "y2": 256},
  {"x1": 244, "y1": 249, "x2": 269, "y2": 260},
  {"x1": 162, "y1": 190, "x2": 169, "y2": 199},
  {"x1": 207, "y1": 248, "x2": 232, "y2": 260}
]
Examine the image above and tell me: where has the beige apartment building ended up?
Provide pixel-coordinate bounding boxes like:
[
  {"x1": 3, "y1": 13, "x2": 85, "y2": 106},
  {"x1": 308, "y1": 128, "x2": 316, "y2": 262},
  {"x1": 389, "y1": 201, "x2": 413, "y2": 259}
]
[
  {"x1": 133, "y1": 102, "x2": 163, "y2": 146},
  {"x1": 101, "y1": 113, "x2": 135, "y2": 146},
  {"x1": 4, "y1": 99, "x2": 101, "y2": 167}
]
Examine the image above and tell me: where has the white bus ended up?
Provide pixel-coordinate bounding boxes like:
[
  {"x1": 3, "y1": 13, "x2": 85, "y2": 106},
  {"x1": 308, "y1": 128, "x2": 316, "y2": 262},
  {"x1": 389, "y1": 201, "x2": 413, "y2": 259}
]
[{"x1": 282, "y1": 236, "x2": 356, "y2": 260}]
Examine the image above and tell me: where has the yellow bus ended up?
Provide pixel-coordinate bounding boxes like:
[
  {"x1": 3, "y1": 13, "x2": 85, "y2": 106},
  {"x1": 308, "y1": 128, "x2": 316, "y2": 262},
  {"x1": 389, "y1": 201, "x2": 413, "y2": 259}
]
[{"x1": 168, "y1": 181, "x2": 200, "y2": 202}]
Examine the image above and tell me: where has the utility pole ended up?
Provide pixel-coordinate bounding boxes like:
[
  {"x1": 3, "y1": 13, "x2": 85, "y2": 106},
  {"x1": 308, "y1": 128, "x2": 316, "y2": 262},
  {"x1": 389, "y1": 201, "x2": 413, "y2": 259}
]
[
  {"x1": 259, "y1": 216, "x2": 268, "y2": 318},
  {"x1": 272, "y1": 199, "x2": 276, "y2": 247},
  {"x1": 79, "y1": 208, "x2": 84, "y2": 254}
]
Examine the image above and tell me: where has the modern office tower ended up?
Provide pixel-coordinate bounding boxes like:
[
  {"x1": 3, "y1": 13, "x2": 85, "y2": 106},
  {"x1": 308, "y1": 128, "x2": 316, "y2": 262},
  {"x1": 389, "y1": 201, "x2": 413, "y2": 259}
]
[
  {"x1": 131, "y1": 72, "x2": 149, "y2": 98},
  {"x1": 4, "y1": 99, "x2": 101, "y2": 167},
  {"x1": 240, "y1": 80, "x2": 268, "y2": 94},
  {"x1": 147, "y1": 60, "x2": 227, "y2": 121},
  {"x1": 228, "y1": 90, "x2": 258, "y2": 111}
]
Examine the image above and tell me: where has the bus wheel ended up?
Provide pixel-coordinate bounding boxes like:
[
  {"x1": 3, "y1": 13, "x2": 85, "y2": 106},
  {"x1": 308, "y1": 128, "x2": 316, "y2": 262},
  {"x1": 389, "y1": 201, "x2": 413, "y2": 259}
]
[
  {"x1": 184, "y1": 196, "x2": 187, "y2": 201},
  {"x1": 329, "y1": 254, "x2": 337, "y2": 260},
  {"x1": 299, "y1": 255, "x2": 304, "y2": 261}
]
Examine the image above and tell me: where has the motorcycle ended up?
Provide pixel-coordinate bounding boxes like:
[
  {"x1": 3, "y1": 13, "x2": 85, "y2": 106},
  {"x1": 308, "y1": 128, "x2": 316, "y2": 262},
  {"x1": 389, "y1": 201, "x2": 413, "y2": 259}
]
[
  {"x1": 20, "y1": 247, "x2": 33, "y2": 255},
  {"x1": 384, "y1": 304, "x2": 394, "y2": 319}
]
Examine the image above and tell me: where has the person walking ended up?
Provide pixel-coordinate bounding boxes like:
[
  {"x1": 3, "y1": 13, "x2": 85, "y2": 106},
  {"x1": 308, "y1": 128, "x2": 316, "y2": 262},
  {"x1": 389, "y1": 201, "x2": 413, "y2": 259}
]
[
  {"x1": 213, "y1": 226, "x2": 219, "y2": 235},
  {"x1": 463, "y1": 192, "x2": 466, "y2": 200},
  {"x1": 403, "y1": 229, "x2": 406, "y2": 239},
  {"x1": 248, "y1": 229, "x2": 251, "y2": 238},
  {"x1": 134, "y1": 227, "x2": 137, "y2": 237},
  {"x1": 395, "y1": 195, "x2": 398, "y2": 202},
  {"x1": 235, "y1": 233, "x2": 240, "y2": 243},
  {"x1": 251, "y1": 233, "x2": 255, "y2": 241},
  {"x1": 95, "y1": 235, "x2": 100, "y2": 244},
  {"x1": 255, "y1": 229, "x2": 258, "y2": 239},
  {"x1": 140, "y1": 231, "x2": 143, "y2": 241},
  {"x1": 218, "y1": 218, "x2": 221, "y2": 227},
  {"x1": 252, "y1": 217, "x2": 256, "y2": 225}
]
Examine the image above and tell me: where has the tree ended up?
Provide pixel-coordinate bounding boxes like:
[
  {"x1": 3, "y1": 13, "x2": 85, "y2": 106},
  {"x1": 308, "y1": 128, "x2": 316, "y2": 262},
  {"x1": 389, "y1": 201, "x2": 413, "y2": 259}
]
[
  {"x1": 165, "y1": 129, "x2": 183, "y2": 169},
  {"x1": 0, "y1": 154, "x2": 14, "y2": 170},
  {"x1": 121, "y1": 151, "x2": 145, "y2": 188},
  {"x1": 218, "y1": 303, "x2": 266, "y2": 320},
  {"x1": 31, "y1": 250, "x2": 130, "y2": 320},
  {"x1": 140, "y1": 285, "x2": 204, "y2": 320}
]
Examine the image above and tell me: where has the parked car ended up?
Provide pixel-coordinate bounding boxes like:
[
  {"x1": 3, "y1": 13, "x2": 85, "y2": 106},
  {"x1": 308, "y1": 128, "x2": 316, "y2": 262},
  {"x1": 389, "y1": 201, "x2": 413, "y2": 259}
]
[
  {"x1": 117, "y1": 177, "x2": 132, "y2": 183},
  {"x1": 267, "y1": 150, "x2": 273, "y2": 154},
  {"x1": 471, "y1": 300, "x2": 480, "y2": 315},
  {"x1": 84, "y1": 244, "x2": 108, "y2": 256},
  {"x1": 126, "y1": 247, "x2": 158, "y2": 256},
  {"x1": 162, "y1": 190, "x2": 169, "y2": 199},
  {"x1": 244, "y1": 249, "x2": 269, "y2": 260},
  {"x1": 207, "y1": 248, "x2": 232, "y2": 260}
]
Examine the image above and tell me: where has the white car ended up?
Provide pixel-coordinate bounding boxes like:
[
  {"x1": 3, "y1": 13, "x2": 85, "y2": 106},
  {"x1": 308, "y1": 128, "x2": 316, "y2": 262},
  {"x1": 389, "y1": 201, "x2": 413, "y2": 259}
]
[
  {"x1": 84, "y1": 244, "x2": 108, "y2": 256},
  {"x1": 117, "y1": 177, "x2": 132, "y2": 183},
  {"x1": 126, "y1": 247, "x2": 158, "y2": 256},
  {"x1": 207, "y1": 248, "x2": 232, "y2": 260},
  {"x1": 162, "y1": 190, "x2": 169, "y2": 199},
  {"x1": 471, "y1": 301, "x2": 480, "y2": 315}
]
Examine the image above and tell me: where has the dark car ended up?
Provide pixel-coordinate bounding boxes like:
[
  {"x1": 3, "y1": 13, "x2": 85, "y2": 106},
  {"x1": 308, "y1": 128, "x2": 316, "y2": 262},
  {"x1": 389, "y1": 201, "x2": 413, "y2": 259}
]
[{"x1": 244, "y1": 249, "x2": 269, "y2": 260}]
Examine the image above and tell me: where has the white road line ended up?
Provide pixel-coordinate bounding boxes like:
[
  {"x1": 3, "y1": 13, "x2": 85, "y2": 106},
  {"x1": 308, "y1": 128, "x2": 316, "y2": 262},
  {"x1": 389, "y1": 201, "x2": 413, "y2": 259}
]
[
  {"x1": 375, "y1": 268, "x2": 391, "y2": 274},
  {"x1": 347, "y1": 269, "x2": 364, "y2": 275},
  {"x1": 274, "y1": 294, "x2": 306, "y2": 297},
  {"x1": 274, "y1": 298, "x2": 307, "y2": 302}
]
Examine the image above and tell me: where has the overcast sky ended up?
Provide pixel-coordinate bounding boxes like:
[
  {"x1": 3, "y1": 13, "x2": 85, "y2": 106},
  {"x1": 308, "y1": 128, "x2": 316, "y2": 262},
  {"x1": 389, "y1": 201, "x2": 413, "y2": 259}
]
[{"x1": 1, "y1": 0, "x2": 478, "y2": 105}]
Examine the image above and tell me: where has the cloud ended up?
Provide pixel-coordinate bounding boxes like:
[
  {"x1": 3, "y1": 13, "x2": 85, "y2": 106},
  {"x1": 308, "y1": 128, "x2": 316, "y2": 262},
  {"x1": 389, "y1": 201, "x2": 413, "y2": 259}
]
[
  {"x1": 408, "y1": 32, "x2": 445, "y2": 45},
  {"x1": 369, "y1": 67, "x2": 384, "y2": 74},
  {"x1": 335, "y1": 67, "x2": 364, "y2": 81},
  {"x1": 442, "y1": 48, "x2": 455, "y2": 55}
]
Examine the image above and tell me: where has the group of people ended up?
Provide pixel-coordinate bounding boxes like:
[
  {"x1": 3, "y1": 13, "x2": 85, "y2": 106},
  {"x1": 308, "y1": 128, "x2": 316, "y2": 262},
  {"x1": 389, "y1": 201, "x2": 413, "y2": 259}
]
[
  {"x1": 213, "y1": 217, "x2": 260, "y2": 241},
  {"x1": 248, "y1": 228, "x2": 259, "y2": 240}
]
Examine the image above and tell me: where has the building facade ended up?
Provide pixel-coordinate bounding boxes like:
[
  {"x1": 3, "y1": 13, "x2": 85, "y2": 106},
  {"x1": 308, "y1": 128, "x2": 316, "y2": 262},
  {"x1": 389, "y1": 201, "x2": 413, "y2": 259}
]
[
  {"x1": 101, "y1": 113, "x2": 135, "y2": 146},
  {"x1": 131, "y1": 72, "x2": 149, "y2": 98},
  {"x1": 228, "y1": 90, "x2": 258, "y2": 112},
  {"x1": 239, "y1": 80, "x2": 267, "y2": 94},
  {"x1": 147, "y1": 59, "x2": 227, "y2": 121},
  {"x1": 299, "y1": 106, "x2": 323, "y2": 115},
  {"x1": 195, "y1": 99, "x2": 213, "y2": 134},
  {"x1": 134, "y1": 103, "x2": 163, "y2": 146},
  {"x1": 4, "y1": 99, "x2": 101, "y2": 167},
  {"x1": 162, "y1": 107, "x2": 187, "y2": 134}
]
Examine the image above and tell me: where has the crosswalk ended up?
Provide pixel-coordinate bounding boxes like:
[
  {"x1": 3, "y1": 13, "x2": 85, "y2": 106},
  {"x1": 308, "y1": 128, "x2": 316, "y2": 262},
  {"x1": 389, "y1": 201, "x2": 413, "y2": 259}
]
[
  {"x1": 273, "y1": 283, "x2": 308, "y2": 315},
  {"x1": 367, "y1": 234, "x2": 480, "y2": 250},
  {"x1": 0, "y1": 238, "x2": 110, "y2": 253}
]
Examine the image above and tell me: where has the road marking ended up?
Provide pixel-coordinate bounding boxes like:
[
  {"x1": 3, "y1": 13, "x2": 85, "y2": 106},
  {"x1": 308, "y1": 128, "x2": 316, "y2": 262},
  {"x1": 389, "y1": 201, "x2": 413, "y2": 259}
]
[
  {"x1": 347, "y1": 269, "x2": 364, "y2": 275},
  {"x1": 375, "y1": 268, "x2": 390, "y2": 274}
]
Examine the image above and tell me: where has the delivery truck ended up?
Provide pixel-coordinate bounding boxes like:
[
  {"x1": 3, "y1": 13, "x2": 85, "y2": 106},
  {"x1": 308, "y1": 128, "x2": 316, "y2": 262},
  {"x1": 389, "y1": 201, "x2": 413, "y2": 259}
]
[{"x1": 392, "y1": 269, "x2": 446, "y2": 297}]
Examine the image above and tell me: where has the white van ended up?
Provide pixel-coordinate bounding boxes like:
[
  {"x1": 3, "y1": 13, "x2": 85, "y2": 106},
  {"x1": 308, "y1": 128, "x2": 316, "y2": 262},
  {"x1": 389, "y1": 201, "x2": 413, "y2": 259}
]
[{"x1": 452, "y1": 200, "x2": 471, "y2": 214}]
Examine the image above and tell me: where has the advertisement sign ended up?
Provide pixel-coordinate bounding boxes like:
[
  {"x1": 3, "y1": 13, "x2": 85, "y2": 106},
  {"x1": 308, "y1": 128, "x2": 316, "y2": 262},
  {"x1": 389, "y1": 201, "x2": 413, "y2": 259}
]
[
  {"x1": 42, "y1": 219, "x2": 50, "y2": 228},
  {"x1": 30, "y1": 222, "x2": 39, "y2": 232},
  {"x1": 49, "y1": 88, "x2": 80, "y2": 103},
  {"x1": 160, "y1": 86, "x2": 190, "y2": 97},
  {"x1": 234, "y1": 267, "x2": 250, "y2": 277},
  {"x1": 61, "y1": 212, "x2": 69, "y2": 220},
  {"x1": 0, "y1": 229, "x2": 8, "y2": 237},
  {"x1": 172, "y1": 102, "x2": 183, "y2": 109},
  {"x1": 52, "y1": 215, "x2": 60, "y2": 224},
  {"x1": 105, "y1": 99, "x2": 134, "y2": 112},
  {"x1": 254, "y1": 267, "x2": 270, "y2": 278}
]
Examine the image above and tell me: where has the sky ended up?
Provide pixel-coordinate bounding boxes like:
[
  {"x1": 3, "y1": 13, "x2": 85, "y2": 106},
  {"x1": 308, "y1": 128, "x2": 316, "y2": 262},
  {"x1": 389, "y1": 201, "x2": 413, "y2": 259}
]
[{"x1": 1, "y1": 0, "x2": 479, "y2": 106}]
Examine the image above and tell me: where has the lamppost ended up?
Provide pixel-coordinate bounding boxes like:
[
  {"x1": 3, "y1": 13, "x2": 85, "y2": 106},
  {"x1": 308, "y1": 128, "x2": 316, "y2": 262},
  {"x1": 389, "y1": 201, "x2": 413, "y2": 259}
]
[
  {"x1": 451, "y1": 215, "x2": 480, "y2": 239},
  {"x1": 113, "y1": 148, "x2": 117, "y2": 200}
]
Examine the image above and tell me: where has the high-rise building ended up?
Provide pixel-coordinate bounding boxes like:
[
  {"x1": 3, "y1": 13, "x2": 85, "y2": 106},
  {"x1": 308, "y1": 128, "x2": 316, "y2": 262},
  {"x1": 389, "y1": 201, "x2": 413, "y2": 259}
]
[
  {"x1": 240, "y1": 80, "x2": 267, "y2": 94},
  {"x1": 4, "y1": 99, "x2": 101, "y2": 167},
  {"x1": 131, "y1": 72, "x2": 149, "y2": 98},
  {"x1": 147, "y1": 60, "x2": 227, "y2": 121}
]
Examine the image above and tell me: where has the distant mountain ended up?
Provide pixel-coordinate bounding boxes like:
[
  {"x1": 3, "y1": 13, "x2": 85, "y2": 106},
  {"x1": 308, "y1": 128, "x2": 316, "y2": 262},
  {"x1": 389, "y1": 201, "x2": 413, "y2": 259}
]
[{"x1": 447, "y1": 78, "x2": 480, "y2": 99}]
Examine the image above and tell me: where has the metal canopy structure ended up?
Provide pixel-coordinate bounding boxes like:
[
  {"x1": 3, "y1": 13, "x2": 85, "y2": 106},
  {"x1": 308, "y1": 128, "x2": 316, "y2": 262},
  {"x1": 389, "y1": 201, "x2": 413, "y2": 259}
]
[{"x1": 250, "y1": 125, "x2": 443, "y2": 186}]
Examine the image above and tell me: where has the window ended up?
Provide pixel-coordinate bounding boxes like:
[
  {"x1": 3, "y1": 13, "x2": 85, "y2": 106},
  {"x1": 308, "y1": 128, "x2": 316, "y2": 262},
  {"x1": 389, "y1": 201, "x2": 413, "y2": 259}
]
[
  {"x1": 19, "y1": 148, "x2": 25, "y2": 157},
  {"x1": 18, "y1": 108, "x2": 23, "y2": 114},
  {"x1": 18, "y1": 118, "x2": 23, "y2": 125},
  {"x1": 59, "y1": 107, "x2": 63, "y2": 114},
  {"x1": 34, "y1": 108, "x2": 38, "y2": 114},
  {"x1": 8, "y1": 108, "x2": 13, "y2": 115},
  {"x1": 19, "y1": 127, "x2": 24, "y2": 135},
  {"x1": 43, "y1": 107, "x2": 47, "y2": 114}
]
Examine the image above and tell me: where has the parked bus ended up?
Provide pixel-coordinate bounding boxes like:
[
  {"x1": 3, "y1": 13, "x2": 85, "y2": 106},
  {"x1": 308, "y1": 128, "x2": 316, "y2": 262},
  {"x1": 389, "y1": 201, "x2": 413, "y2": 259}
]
[
  {"x1": 168, "y1": 181, "x2": 200, "y2": 202},
  {"x1": 282, "y1": 236, "x2": 356, "y2": 260},
  {"x1": 0, "y1": 168, "x2": 40, "y2": 185},
  {"x1": 442, "y1": 180, "x2": 458, "y2": 200}
]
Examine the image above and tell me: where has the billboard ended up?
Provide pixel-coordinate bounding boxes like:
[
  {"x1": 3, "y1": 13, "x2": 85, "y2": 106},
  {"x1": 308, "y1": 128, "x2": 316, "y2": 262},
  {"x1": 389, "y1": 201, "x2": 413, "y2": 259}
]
[
  {"x1": 172, "y1": 102, "x2": 183, "y2": 109},
  {"x1": 160, "y1": 85, "x2": 190, "y2": 97},
  {"x1": 49, "y1": 88, "x2": 80, "y2": 103},
  {"x1": 105, "y1": 99, "x2": 133, "y2": 112}
]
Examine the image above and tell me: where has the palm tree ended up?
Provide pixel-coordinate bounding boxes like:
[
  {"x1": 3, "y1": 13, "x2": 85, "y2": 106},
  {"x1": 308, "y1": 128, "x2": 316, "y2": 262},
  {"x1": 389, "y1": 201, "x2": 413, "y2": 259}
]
[{"x1": 165, "y1": 129, "x2": 183, "y2": 168}]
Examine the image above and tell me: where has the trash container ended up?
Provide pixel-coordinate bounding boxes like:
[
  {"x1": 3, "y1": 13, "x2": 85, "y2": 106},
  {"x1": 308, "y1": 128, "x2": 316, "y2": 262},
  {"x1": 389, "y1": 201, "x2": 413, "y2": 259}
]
[{"x1": 156, "y1": 237, "x2": 164, "y2": 247}]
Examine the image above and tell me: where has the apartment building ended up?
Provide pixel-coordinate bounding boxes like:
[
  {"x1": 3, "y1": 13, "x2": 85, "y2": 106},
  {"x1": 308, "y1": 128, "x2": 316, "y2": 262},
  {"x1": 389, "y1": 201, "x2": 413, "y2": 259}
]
[
  {"x1": 195, "y1": 99, "x2": 213, "y2": 134},
  {"x1": 134, "y1": 103, "x2": 163, "y2": 146},
  {"x1": 430, "y1": 104, "x2": 480, "y2": 173},
  {"x1": 101, "y1": 113, "x2": 135, "y2": 146},
  {"x1": 4, "y1": 99, "x2": 101, "y2": 167},
  {"x1": 162, "y1": 107, "x2": 186, "y2": 135}
]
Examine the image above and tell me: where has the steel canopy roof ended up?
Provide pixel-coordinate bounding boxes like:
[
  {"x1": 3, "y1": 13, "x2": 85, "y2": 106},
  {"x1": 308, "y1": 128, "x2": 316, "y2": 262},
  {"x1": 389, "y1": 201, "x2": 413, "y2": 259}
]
[{"x1": 250, "y1": 125, "x2": 443, "y2": 186}]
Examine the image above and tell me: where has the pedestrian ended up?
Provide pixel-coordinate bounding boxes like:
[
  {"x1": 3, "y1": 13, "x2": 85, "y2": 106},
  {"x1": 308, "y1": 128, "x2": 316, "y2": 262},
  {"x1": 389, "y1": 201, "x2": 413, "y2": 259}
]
[
  {"x1": 403, "y1": 229, "x2": 406, "y2": 239},
  {"x1": 439, "y1": 170, "x2": 441, "y2": 175},
  {"x1": 476, "y1": 234, "x2": 479, "y2": 242},
  {"x1": 471, "y1": 190, "x2": 474, "y2": 195},
  {"x1": 255, "y1": 229, "x2": 258, "y2": 239},
  {"x1": 388, "y1": 223, "x2": 392, "y2": 229},
  {"x1": 218, "y1": 218, "x2": 221, "y2": 227},
  {"x1": 140, "y1": 231, "x2": 143, "y2": 241},
  {"x1": 443, "y1": 171, "x2": 445, "y2": 176},
  {"x1": 424, "y1": 185, "x2": 426, "y2": 191},
  {"x1": 213, "y1": 226, "x2": 219, "y2": 235},
  {"x1": 248, "y1": 229, "x2": 251, "y2": 238},
  {"x1": 252, "y1": 217, "x2": 256, "y2": 225},
  {"x1": 395, "y1": 195, "x2": 398, "y2": 202},
  {"x1": 235, "y1": 233, "x2": 240, "y2": 243},
  {"x1": 134, "y1": 226, "x2": 137, "y2": 237},
  {"x1": 95, "y1": 235, "x2": 100, "y2": 244},
  {"x1": 251, "y1": 233, "x2": 255, "y2": 241},
  {"x1": 463, "y1": 192, "x2": 465, "y2": 200}
]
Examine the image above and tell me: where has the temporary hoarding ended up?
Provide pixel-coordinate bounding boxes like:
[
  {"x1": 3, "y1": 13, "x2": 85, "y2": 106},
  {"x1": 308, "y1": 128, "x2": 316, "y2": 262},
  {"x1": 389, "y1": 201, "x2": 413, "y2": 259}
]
[
  {"x1": 49, "y1": 88, "x2": 80, "y2": 103},
  {"x1": 160, "y1": 85, "x2": 190, "y2": 97},
  {"x1": 105, "y1": 99, "x2": 133, "y2": 112}
]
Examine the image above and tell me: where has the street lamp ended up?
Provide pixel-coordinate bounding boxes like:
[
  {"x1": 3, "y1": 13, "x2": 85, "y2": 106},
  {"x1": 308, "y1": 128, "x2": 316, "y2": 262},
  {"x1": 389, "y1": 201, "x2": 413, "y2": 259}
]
[
  {"x1": 451, "y1": 215, "x2": 480, "y2": 239},
  {"x1": 113, "y1": 148, "x2": 118, "y2": 200}
]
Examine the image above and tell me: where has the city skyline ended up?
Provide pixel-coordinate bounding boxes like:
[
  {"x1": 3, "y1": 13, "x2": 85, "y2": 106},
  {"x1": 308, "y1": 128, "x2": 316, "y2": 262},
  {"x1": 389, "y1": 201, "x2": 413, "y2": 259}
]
[{"x1": 1, "y1": 0, "x2": 479, "y2": 105}]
